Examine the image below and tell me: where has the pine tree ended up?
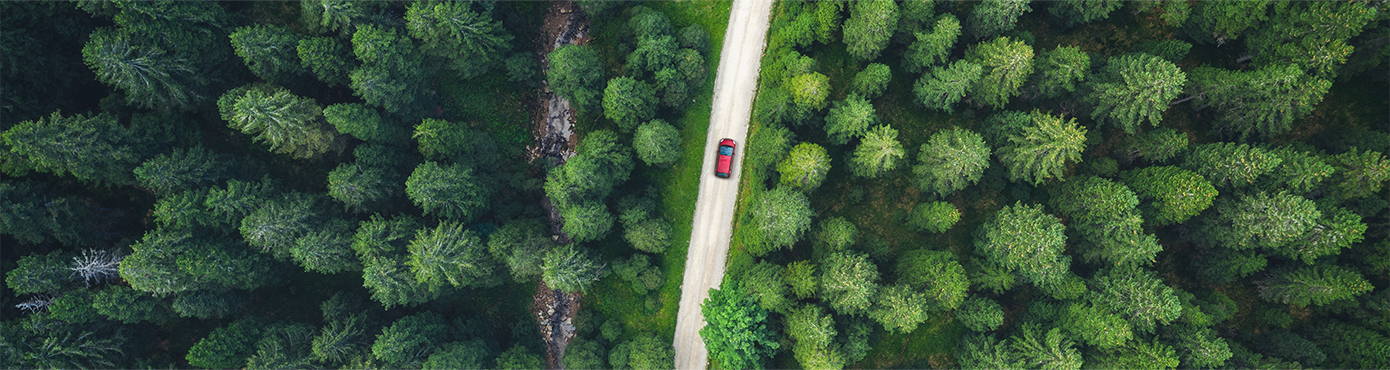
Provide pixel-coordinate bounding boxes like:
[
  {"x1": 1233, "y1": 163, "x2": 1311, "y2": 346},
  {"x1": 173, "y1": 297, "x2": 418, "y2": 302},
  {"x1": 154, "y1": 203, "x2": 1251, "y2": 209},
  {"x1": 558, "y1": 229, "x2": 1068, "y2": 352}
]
[
  {"x1": 903, "y1": 15, "x2": 961, "y2": 74},
  {"x1": 1092, "y1": 265, "x2": 1182, "y2": 333},
  {"x1": 967, "y1": 0, "x2": 1032, "y2": 40},
  {"x1": 915, "y1": 60, "x2": 983, "y2": 113},
  {"x1": 967, "y1": 36, "x2": 1034, "y2": 109},
  {"x1": 407, "y1": 221, "x2": 498, "y2": 290},
  {"x1": 820, "y1": 251, "x2": 881, "y2": 316},
  {"x1": 1186, "y1": 65, "x2": 1332, "y2": 139},
  {"x1": 850, "y1": 125, "x2": 905, "y2": 178},
  {"x1": 825, "y1": 94, "x2": 878, "y2": 145},
  {"x1": 700, "y1": 282, "x2": 779, "y2": 369},
  {"x1": 748, "y1": 187, "x2": 814, "y2": 256},
  {"x1": 229, "y1": 24, "x2": 304, "y2": 83},
  {"x1": 1087, "y1": 53, "x2": 1186, "y2": 134},
  {"x1": 914, "y1": 128, "x2": 991, "y2": 197},
  {"x1": 975, "y1": 202, "x2": 1070, "y2": 286},
  {"x1": 2, "y1": 112, "x2": 147, "y2": 186},
  {"x1": 404, "y1": 0, "x2": 512, "y2": 79},
  {"x1": 406, "y1": 162, "x2": 495, "y2": 223},
  {"x1": 1258, "y1": 265, "x2": 1372, "y2": 306},
  {"x1": 843, "y1": 0, "x2": 899, "y2": 61},
  {"x1": 1030, "y1": 46, "x2": 1090, "y2": 99},
  {"x1": 996, "y1": 110, "x2": 1087, "y2": 185},
  {"x1": 218, "y1": 84, "x2": 335, "y2": 159}
]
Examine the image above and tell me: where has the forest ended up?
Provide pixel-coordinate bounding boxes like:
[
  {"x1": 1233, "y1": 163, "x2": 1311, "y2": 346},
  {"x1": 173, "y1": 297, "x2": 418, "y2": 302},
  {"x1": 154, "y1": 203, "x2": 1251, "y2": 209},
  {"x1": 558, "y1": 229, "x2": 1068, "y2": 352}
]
[{"x1": 1, "y1": 1, "x2": 1388, "y2": 370}]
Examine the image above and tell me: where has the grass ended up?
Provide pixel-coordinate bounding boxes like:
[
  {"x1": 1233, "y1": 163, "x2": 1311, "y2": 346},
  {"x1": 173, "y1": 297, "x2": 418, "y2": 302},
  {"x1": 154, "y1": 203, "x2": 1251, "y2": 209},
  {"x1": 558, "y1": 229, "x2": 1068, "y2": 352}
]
[{"x1": 578, "y1": 0, "x2": 732, "y2": 343}]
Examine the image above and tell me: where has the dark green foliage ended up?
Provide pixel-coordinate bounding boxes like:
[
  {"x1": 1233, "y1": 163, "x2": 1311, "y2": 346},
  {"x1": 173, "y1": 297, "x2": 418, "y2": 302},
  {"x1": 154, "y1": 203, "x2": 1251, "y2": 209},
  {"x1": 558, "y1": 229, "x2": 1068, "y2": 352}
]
[
  {"x1": 747, "y1": 187, "x2": 814, "y2": 256},
  {"x1": 323, "y1": 103, "x2": 407, "y2": 145},
  {"x1": 327, "y1": 162, "x2": 396, "y2": 213},
  {"x1": 350, "y1": 24, "x2": 433, "y2": 117},
  {"x1": 904, "y1": 15, "x2": 961, "y2": 74},
  {"x1": 786, "y1": 304, "x2": 843, "y2": 368},
  {"x1": 967, "y1": 36, "x2": 1035, "y2": 109},
  {"x1": 1253, "y1": 331, "x2": 1324, "y2": 366},
  {"x1": 1327, "y1": 148, "x2": 1390, "y2": 199},
  {"x1": 603, "y1": 77, "x2": 658, "y2": 132},
  {"x1": 239, "y1": 191, "x2": 330, "y2": 257},
  {"x1": 6, "y1": 251, "x2": 74, "y2": 294},
  {"x1": 1010, "y1": 324, "x2": 1083, "y2": 370},
  {"x1": 487, "y1": 218, "x2": 553, "y2": 282},
  {"x1": 820, "y1": 251, "x2": 880, "y2": 316},
  {"x1": 298, "y1": 37, "x2": 357, "y2": 86},
  {"x1": 1049, "y1": 176, "x2": 1161, "y2": 265},
  {"x1": 413, "y1": 118, "x2": 495, "y2": 165},
  {"x1": 957, "y1": 296, "x2": 1004, "y2": 332},
  {"x1": 824, "y1": 94, "x2": 877, "y2": 145},
  {"x1": 1186, "y1": 65, "x2": 1332, "y2": 139},
  {"x1": 679, "y1": 25, "x2": 710, "y2": 52},
  {"x1": 1048, "y1": 0, "x2": 1122, "y2": 28},
  {"x1": 893, "y1": 0, "x2": 936, "y2": 44},
  {"x1": 851, "y1": 63, "x2": 892, "y2": 99},
  {"x1": 544, "y1": 131, "x2": 632, "y2": 242},
  {"x1": 1086, "y1": 339, "x2": 1181, "y2": 370},
  {"x1": 1132, "y1": 39, "x2": 1192, "y2": 65},
  {"x1": 813, "y1": 1, "x2": 845, "y2": 44},
  {"x1": 1162, "y1": 323, "x2": 1231, "y2": 368},
  {"x1": 122, "y1": 229, "x2": 280, "y2": 295},
  {"x1": 907, "y1": 201, "x2": 959, "y2": 233},
  {"x1": 1121, "y1": 128, "x2": 1188, "y2": 164},
  {"x1": 313, "y1": 313, "x2": 372, "y2": 365},
  {"x1": 92, "y1": 286, "x2": 177, "y2": 324},
  {"x1": 372, "y1": 312, "x2": 451, "y2": 368},
  {"x1": 609, "y1": 333, "x2": 674, "y2": 370},
  {"x1": 968, "y1": 0, "x2": 1032, "y2": 40},
  {"x1": 548, "y1": 45, "x2": 604, "y2": 114},
  {"x1": 1197, "y1": 191, "x2": 1321, "y2": 257},
  {"x1": 495, "y1": 345, "x2": 542, "y2": 370},
  {"x1": 1306, "y1": 321, "x2": 1390, "y2": 369},
  {"x1": 914, "y1": 128, "x2": 991, "y2": 197},
  {"x1": 613, "y1": 254, "x2": 663, "y2": 296},
  {"x1": 995, "y1": 110, "x2": 1087, "y2": 185},
  {"x1": 505, "y1": 53, "x2": 540, "y2": 86},
  {"x1": 217, "y1": 84, "x2": 335, "y2": 159},
  {"x1": 171, "y1": 290, "x2": 250, "y2": 319},
  {"x1": 247, "y1": 323, "x2": 319, "y2": 369},
  {"x1": 187, "y1": 318, "x2": 266, "y2": 369},
  {"x1": 1086, "y1": 53, "x2": 1186, "y2": 134},
  {"x1": 843, "y1": 0, "x2": 899, "y2": 61},
  {"x1": 407, "y1": 221, "x2": 498, "y2": 290},
  {"x1": 300, "y1": 0, "x2": 378, "y2": 37},
  {"x1": 152, "y1": 189, "x2": 217, "y2": 230},
  {"x1": 46, "y1": 289, "x2": 98, "y2": 324},
  {"x1": 785, "y1": 261, "x2": 818, "y2": 299},
  {"x1": 634, "y1": 119, "x2": 681, "y2": 167},
  {"x1": 135, "y1": 147, "x2": 235, "y2": 197},
  {"x1": 1092, "y1": 265, "x2": 1182, "y2": 333},
  {"x1": 1030, "y1": 46, "x2": 1090, "y2": 99},
  {"x1": 1246, "y1": 1, "x2": 1376, "y2": 78},
  {"x1": 1059, "y1": 301, "x2": 1131, "y2": 349},
  {"x1": 422, "y1": 339, "x2": 491, "y2": 370},
  {"x1": 563, "y1": 338, "x2": 606, "y2": 369},
  {"x1": 82, "y1": 3, "x2": 229, "y2": 112},
  {"x1": 3, "y1": 112, "x2": 148, "y2": 186},
  {"x1": 1265, "y1": 146, "x2": 1334, "y2": 193},
  {"x1": 1121, "y1": 166, "x2": 1217, "y2": 225},
  {"x1": 1258, "y1": 265, "x2": 1372, "y2": 306},
  {"x1": 1183, "y1": 0, "x2": 1270, "y2": 45},
  {"x1": 813, "y1": 217, "x2": 859, "y2": 257},
  {"x1": 967, "y1": 259, "x2": 1016, "y2": 295},
  {"x1": 976, "y1": 202, "x2": 1070, "y2": 287},
  {"x1": 541, "y1": 244, "x2": 604, "y2": 293},
  {"x1": 958, "y1": 333, "x2": 1022, "y2": 369},
  {"x1": 205, "y1": 178, "x2": 277, "y2": 227},
  {"x1": 868, "y1": 284, "x2": 932, "y2": 334},
  {"x1": 229, "y1": 24, "x2": 303, "y2": 83},
  {"x1": 1192, "y1": 248, "x2": 1268, "y2": 284},
  {"x1": 405, "y1": 1, "x2": 512, "y2": 79},
  {"x1": 896, "y1": 249, "x2": 969, "y2": 310},
  {"x1": 701, "y1": 282, "x2": 779, "y2": 369},
  {"x1": 406, "y1": 161, "x2": 495, "y2": 223},
  {"x1": 740, "y1": 261, "x2": 791, "y2": 314}
]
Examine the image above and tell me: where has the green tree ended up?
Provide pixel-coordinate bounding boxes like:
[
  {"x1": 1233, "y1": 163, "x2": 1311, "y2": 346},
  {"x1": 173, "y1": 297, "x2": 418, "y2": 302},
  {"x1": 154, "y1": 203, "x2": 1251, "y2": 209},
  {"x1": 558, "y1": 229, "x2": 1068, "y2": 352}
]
[
  {"x1": 188, "y1": 318, "x2": 266, "y2": 369},
  {"x1": 172, "y1": 290, "x2": 251, "y2": 319},
  {"x1": 967, "y1": 0, "x2": 1032, "y2": 40},
  {"x1": 1183, "y1": 0, "x2": 1269, "y2": 45},
  {"x1": 82, "y1": 28, "x2": 210, "y2": 112},
  {"x1": 741, "y1": 261, "x2": 792, "y2": 314},
  {"x1": 6, "y1": 251, "x2": 75, "y2": 294},
  {"x1": 548, "y1": 45, "x2": 604, "y2": 114},
  {"x1": 785, "y1": 261, "x2": 818, "y2": 299},
  {"x1": 422, "y1": 340, "x2": 491, "y2": 370},
  {"x1": 239, "y1": 192, "x2": 328, "y2": 257},
  {"x1": 851, "y1": 63, "x2": 892, "y2": 99},
  {"x1": 824, "y1": 94, "x2": 877, "y2": 145},
  {"x1": 323, "y1": 103, "x2": 407, "y2": 145},
  {"x1": 618, "y1": 195, "x2": 672, "y2": 253},
  {"x1": 3, "y1": 112, "x2": 147, "y2": 186},
  {"x1": 1258, "y1": 265, "x2": 1372, "y2": 306},
  {"x1": 1011, "y1": 324, "x2": 1083, "y2": 370},
  {"x1": 406, "y1": 162, "x2": 495, "y2": 223},
  {"x1": 975, "y1": 202, "x2": 1070, "y2": 287},
  {"x1": 487, "y1": 218, "x2": 553, "y2": 282},
  {"x1": 813, "y1": 217, "x2": 859, "y2": 256},
  {"x1": 298, "y1": 37, "x2": 357, "y2": 86},
  {"x1": 229, "y1": 24, "x2": 303, "y2": 83},
  {"x1": 701, "y1": 282, "x2": 780, "y2": 369},
  {"x1": 312, "y1": 313, "x2": 372, "y2": 364},
  {"x1": 1031, "y1": 45, "x2": 1090, "y2": 99},
  {"x1": 958, "y1": 333, "x2": 1022, "y2": 369},
  {"x1": 843, "y1": 0, "x2": 899, "y2": 61},
  {"x1": 1185, "y1": 65, "x2": 1332, "y2": 138},
  {"x1": 904, "y1": 15, "x2": 961, "y2": 74},
  {"x1": 748, "y1": 187, "x2": 814, "y2": 256},
  {"x1": 361, "y1": 255, "x2": 439, "y2": 309},
  {"x1": 603, "y1": 77, "x2": 658, "y2": 131},
  {"x1": 542, "y1": 244, "x2": 604, "y2": 293},
  {"x1": 896, "y1": 249, "x2": 969, "y2": 310},
  {"x1": 1049, "y1": 176, "x2": 1161, "y2": 265},
  {"x1": 560, "y1": 200, "x2": 615, "y2": 243},
  {"x1": 122, "y1": 230, "x2": 280, "y2": 295},
  {"x1": 609, "y1": 334, "x2": 674, "y2": 370},
  {"x1": 915, "y1": 60, "x2": 983, "y2": 113},
  {"x1": 907, "y1": 201, "x2": 960, "y2": 233},
  {"x1": 372, "y1": 313, "x2": 451, "y2": 368},
  {"x1": 996, "y1": 110, "x2": 1087, "y2": 185},
  {"x1": 92, "y1": 285, "x2": 177, "y2": 324},
  {"x1": 787, "y1": 72, "x2": 831, "y2": 111},
  {"x1": 1265, "y1": 146, "x2": 1334, "y2": 193},
  {"x1": 350, "y1": 24, "x2": 433, "y2": 117},
  {"x1": 562, "y1": 339, "x2": 606, "y2": 369},
  {"x1": 1121, "y1": 128, "x2": 1188, "y2": 164},
  {"x1": 218, "y1": 84, "x2": 336, "y2": 159},
  {"x1": 868, "y1": 284, "x2": 932, "y2": 333},
  {"x1": 957, "y1": 296, "x2": 1004, "y2": 332},
  {"x1": 1048, "y1": 0, "x2": 1122, "y2": 28},
  {"x1": 778, "y1": 143, "x2": 832, "y2": 192},
  {"x1": 1087, "y1": 53, "x2": 1186, "y2": 134},
  {"x1": 1305, "y1": 321, "x2": 1390, "y2": 369},
  {"x1": 1197, "y1": 191, "x2": 1319, "y2": 253},
  {"x1": 1088, "y1": 339, "x2": 1181, "y2": 370},
  {"x1": 1120, "y1": 166, "x2": 1216, "y2": 225},
  {"x1": 1092, "y1": 265, "x2": 1182, "y2": 333},
  {"x1": 850, "y1": 125, "x2": 905, "y2": 178},
  {"x1": 134, "y1": 147, "x2": 236, "y2": 197},
  {"x1": 1162, "y1": 323, "x2": 1232, "y2": 368},
  {"x1": 205, "y1": 178, "x2": 276, "y2": 227},
  {"x1": 1246, "y1": 1, "x2": 1376, "y2": 78},
  {"x1": 787, "y1": 304, "x2": 845, "y2": 370},
  {"x1": 1185, "y1": 142, "x2": 1284, "y2": 189},
  {"x1": 495, "y1": 345, "x2": 543, "y2": 370},
  {"x1": 407, "y1": 221, "x2": 498, "y2": 290},
  {"x1": 327, "y1": 162, "x2": 398, "y2": 213},
  {"x1": 914, "y1": 128, "x2": 991, "y2": 197},
  {"x1": 634, "y1": 119, "x2": 681, "y2": 167},
  {"x1": 894, "y1": 0, "x2": 936, "y2": 44},
  {"x1": 820, "y1": 251, "x2": 880, "y2": 316},
  {"x1": 1059, "y1": 301, "x2": 1132, "y2": 349},
  {"x1": 967, "y1": 36, "x2": 1035, "y2": 109},
  {"x1": 301, "y1": 0, "x2": 377, "y2": 37},
  {"x1": 1327, "y1": 148, "x2": 1390, "y2": 199},
  {"x1": 1253, "y1": 331, "x2": 1325, "y2": 367},
  {"x1": 405, "y1": 1, "x2": 512, "y2": 79},
  {"x1": 247, "y1": 323, "x2": 319, "y2": 369}
]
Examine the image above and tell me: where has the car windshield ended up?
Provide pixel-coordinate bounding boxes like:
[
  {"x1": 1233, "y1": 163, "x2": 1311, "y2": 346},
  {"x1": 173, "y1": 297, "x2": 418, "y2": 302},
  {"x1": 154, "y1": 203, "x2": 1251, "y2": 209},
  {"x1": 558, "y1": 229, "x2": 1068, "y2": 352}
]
[{"x1": 719, "y1": 146, "x2": 733, "y2": 156}]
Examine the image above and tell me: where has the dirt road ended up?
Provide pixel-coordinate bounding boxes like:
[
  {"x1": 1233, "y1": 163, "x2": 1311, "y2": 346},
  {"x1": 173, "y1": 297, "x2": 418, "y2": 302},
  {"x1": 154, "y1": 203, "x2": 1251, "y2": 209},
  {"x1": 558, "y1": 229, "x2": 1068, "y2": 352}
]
[{"x1": 672, "y1": 0, "x2": 771, "y2": 368}]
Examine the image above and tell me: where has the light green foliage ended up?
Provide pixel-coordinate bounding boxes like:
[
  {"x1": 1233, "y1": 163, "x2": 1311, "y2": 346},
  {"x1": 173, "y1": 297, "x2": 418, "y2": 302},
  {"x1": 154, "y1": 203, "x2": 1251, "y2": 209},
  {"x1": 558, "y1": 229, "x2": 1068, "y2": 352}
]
[
  {"x1": 896, "y1": 250, "x2": 969, "y2": 310},
  {"x1": 1328, "y1": 148, "x2": 1390, "y2": 199},
  {"x1": 996, "y1": 110, "x2": 1087, "y2": 185},
  {"x1": 609, "y1": 334, "x2": 674, "y2": 370},
  {"x1": 1184, "y1": 142, "x2": 1281, "y2": 188},
  {"x1": 1121, "y1": 166, "x2": 1216, "y2": 225},
  {"x1": 1049, "y1": 176, "x2": 1161, "y2": 265},
  {"x1": 843, "y1": 0, "x2": 899, "y2": 61},
  {"x1": 813, "y1": 1, "x2": 844, "y2": 44},
  {"x1": 820, "y1": 251, "x2": 880, "y2": 316},
  {"x1": 1247, "y1": 1, "x2": 1375, "y2": 78},
  {"x1": 1186, "y1": 65, "x2": 1331, "y2": 139},
  {"x1": 313, "y1": 313, "x2": 372, "y2": 364},
  {"x1": 153, "y1": 192, "x2": 215, "y2": 230},
  {"x1": 603, "y1": 77, "x2": 658, "y2": 131},
  {"x1": 904, "y1": 15, "x2": 961, "y2": 74},
  {"x1": 787, "y1": 304, "x2": 844, "y2": 370},
  {"x1": 634, "y1": 119, "x2": 681, "y2": 167},
  {"x1": 3, "y1": 112, "x2": 146, "y2": 186},
  {"x1": 1048, "y1": 0, "x2": 1122, "y2": 28},
  {"x1": 291, "y1": 219, "x2": 359, "y2": 274},
  {"x1": 787, "y1": 72, "x2": 831, "y2": 111},
  {"x1": 229, "y1": 24, "x2": 303, "y2": 83},
  {"x1": 975, "y1": 202, "x2": 1070, "y2": 287},
  {"x1": 541, "y1": 244, "x2": 603, "y2": 293},
  {"x1": 323, "y1": 103, "x2": 406, "y2": 145},
  {"x1": 915, "y1": 60, "x2": 983, "y2": 113},
  {"x1": 907, "y1": 201, "x2": 960, "y2": 233},
  {"x1": 1183, "y1": 0, "x2": 1270, "y2": 44},
  {"x1": 957, "y1": 296, "x2": 1004, "y2": 332},
  {"x1": 968, "y1": 0, "x2": 1032, "y2": 40},
  {"x1": 327, "y1": 163, "x2": 395, "y2": 213},
  {"x1": 824, "y1": 94, "x2": 877, "y2": 145},
  {"x1": 851, "y1": 63, "x2": 892, "y2": 99},
  {"x1": 247, "y1": 323, "x2": 319, "y2": 369},
  {"x1": 850, "y1": 125, "x2": 905, "y2": 178},
  {"x1": 92, "y1": 285, "x2": 177, "y2": 324},
  {"x1": 218, "y1": 84, "x2": 334, "y2": 159},
  {"x1": 1198, "y1": 191, "x2": 1319, "y2": 253},
  {"x1": 958, "y1": 333, "x2": 1022, "y2": 369},
  {"x1": 868, "y1": 284, "x2": 932, "y2": 333},
  {"x1": 1088, "y1": 339, "x2": 1181, "y2": 370},
  {"x1": 549, "y1": 45, "x2": 604, "y2": 113},
  {"x1": 545, "y1": 130, "x2": 633, "y2": 209},
  {"x1": 47, "y1": 289, "x2": 97, "y2": 324},
  {"x1": 613, "y1": 254, "x2": 663, "y2": 296},
  {"x1": 1163, "y1": 323, "x2": 1232, "y2": 368},
  {"x1": 1087, "y1": 53, "x2": 1186, "y2": 134},
  {"x1": 1092, "y1": 265, "x2": 1182, "y2": 333},
  {"x1": 563, "y1": 338, "x2": 606, "y2": 369},
  {"x1": 966, "y1": 36, "x2": 1035, "y2": 109},
  {"x1": 301, "y1": 0, "x2": 377, "y2": 37},
  {"x1": 488, "y1": 218, "x2": 553, "y2": 282},
  {"x1": 748, "y1": 187, "x2": 814, "y2": 256},
  {"x1": 1011, "y1": 324, "x2": 1083, "y2": 370},
  {"x1": 187, "y1": 318, "x2": 265, "y2": 369},
  {"x1": 785, "y1": 261, "x2": 818, "y2": 299},
  {"x1": 1059, "y1": 302, "x2": 1132, "y2": 349},
  {"x1": 618, "y1": 194, "x2": 672, "y2": 253},
  {"x1": 372, "y1": 313, "x2": 451, "y2": 368},
  {"x1": 560, "y1": 200, "x2": 615, "y2": 243},
  {"x1": 701, "y1": 282, "x2": 780, "y2": 369},
  {"x1": 422, "y1": 340, "x2": 490, "y2": 370},
  {"x1": 778, "y1": 143, "x2": 832, "y2": 192},
  {"x1": 1266, "y1": 146, "x2": 1334, "y2": 193},
  {"x1": 1031, "y1": 46, "x2": 1090, "y2": 99},
  {"x1": 1121, "y1": 128, "x2": 1188, "y2": 164},
  {"x1": 405, "y1": 0, "x2": 512, "y2": 79},
  {"x1": 1258, "y1": 265, "x2": 1372, "y2": 306},
  {"x1": 406, "y1": 222, "x2": 497, "y2": 290},
  {"x1": 406, "y1": 162, "x2": 494, "y2": 223},
  {"x1": 814, "y1": 217, "x2": 859, "y2": 255},
  {"x1": 914, "y1": 128, "x2": 991, "y2": 197},
  {"x1": 741, "y1": 261, "x2": 792, "y2": 313},
  {"x1": 298, "y1": 37, "x2": 357, "y2": 86},
  {"x1": 495, "y1": 345, "x2": 543, "y2": 370},
  {"x1": 893, "y1": 0, "x2": 937, "y2": 45}
]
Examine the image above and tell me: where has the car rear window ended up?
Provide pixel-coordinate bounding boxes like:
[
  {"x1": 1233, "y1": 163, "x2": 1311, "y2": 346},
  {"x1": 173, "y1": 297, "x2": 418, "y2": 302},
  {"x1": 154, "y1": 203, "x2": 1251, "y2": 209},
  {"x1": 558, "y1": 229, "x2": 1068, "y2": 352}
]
[{"x1": 719, "y1": 146, "x2": 733, "y2": 156}]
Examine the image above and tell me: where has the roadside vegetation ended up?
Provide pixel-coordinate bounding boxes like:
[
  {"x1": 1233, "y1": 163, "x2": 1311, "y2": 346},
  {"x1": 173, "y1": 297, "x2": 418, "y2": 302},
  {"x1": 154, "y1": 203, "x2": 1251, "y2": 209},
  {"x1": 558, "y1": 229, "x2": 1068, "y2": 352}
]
[{"x1": 717, "y1": 1, "x2": 1390, "y2": 369}]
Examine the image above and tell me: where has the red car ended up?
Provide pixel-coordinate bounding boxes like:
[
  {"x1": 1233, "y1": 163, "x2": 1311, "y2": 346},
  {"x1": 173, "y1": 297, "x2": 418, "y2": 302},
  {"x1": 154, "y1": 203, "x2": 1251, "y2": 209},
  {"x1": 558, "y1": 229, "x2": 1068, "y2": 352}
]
[{"x1": 715, "y1": 139, "x2": 736, "y2": 178}]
